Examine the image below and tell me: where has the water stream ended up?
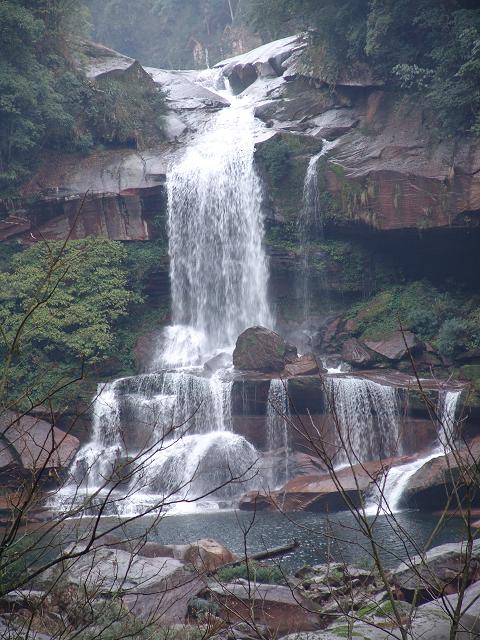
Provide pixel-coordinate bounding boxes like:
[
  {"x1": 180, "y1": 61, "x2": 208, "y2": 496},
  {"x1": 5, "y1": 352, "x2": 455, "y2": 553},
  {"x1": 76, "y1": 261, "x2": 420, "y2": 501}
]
[
  {"x1": 297, "y1": 142, "x2": 334, "y2": 325},
  {"x1": 55, "y1": 82, "x2": 273, "y2": 514},
  {"x1": 266, "y1": 379, "x2": 291, "y2": 489},
  {"x1": 365, "y1": 389, "x2": 462, "y2": 515}
]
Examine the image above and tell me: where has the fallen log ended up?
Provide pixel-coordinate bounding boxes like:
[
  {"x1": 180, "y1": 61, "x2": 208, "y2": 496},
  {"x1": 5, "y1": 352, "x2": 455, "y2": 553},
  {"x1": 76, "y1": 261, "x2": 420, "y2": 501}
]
[{"x1": 210, "y1": 539, "x2": 299, "y2": 574}]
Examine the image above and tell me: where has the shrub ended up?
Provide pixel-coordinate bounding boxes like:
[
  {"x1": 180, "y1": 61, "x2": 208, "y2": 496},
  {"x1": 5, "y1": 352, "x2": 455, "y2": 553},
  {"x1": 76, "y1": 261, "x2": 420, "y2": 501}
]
[
  {"x1": 436, "y1": 318, "x2": 469, "y2": 358},
  {"x1": 406, "y1": 307, "x2": 439, "y2": 340}
]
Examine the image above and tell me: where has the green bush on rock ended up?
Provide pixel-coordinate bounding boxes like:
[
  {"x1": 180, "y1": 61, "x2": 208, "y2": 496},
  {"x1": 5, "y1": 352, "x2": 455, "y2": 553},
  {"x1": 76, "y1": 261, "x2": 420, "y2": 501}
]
[{"x1": 216, "y1": 560, "x2": 286, "y2": 585}]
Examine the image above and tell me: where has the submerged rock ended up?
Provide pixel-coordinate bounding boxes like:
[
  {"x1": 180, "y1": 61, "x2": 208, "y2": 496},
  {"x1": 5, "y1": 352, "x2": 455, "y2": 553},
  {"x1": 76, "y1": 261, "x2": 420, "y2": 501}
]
[{"x1": 233, "y1": 326, "x2": 297, "y2": 372}]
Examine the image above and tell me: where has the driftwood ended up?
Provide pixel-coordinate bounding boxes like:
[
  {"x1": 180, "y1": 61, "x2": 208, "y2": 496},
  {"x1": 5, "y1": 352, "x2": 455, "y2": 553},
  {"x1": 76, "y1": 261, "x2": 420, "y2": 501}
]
[{"x1": 210, "y1": 539, "x2": 299, "y2": 574}]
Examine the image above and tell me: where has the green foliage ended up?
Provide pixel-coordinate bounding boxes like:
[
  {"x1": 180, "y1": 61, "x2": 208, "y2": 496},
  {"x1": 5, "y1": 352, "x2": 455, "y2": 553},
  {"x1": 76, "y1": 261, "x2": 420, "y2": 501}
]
[
  {"x1": 216, "y1": 560, "x2": 286, "y2": 584},
  {"x1": 0, "y1": 238, "x2": 137, "y2": 406},
  {"x1": 406, "y1": 308, "x2": 440, "y2": 340},
  {"x1": 350, "y1": 282, "x2": 458, "y2": 341},
  {"x1": 256, "y1": 137, "x2": 292, "y2": 186},
  {"x1": 349, "y1": 281, "x2": 480, "y2": 360},
  {"x1": 0, "y1": 0, "x2": 166, "y2": 193},
  {"x1": 244, "y1": 0, "x2": 480, "y2": 137},
  {"x1": 436, "y1": 318, "x2": 470, "y2": 357}
]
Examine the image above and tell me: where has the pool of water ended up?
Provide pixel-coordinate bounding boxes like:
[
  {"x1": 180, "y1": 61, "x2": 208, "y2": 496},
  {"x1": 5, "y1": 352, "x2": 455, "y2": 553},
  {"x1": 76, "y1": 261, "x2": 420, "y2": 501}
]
[{"x1": 92, "y1": 509, "x2": 467, "y2": 572}]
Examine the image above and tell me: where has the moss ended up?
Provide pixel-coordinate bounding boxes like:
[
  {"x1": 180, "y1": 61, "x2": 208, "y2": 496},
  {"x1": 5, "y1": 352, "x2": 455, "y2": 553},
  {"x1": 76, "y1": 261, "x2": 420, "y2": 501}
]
[
  {"x1": 256, "y1": 133, "x2": 323, "y2": 222},
  {"x1": 215, "y1": 561, "x2": 286, "y2": 585},
  {"x1": 348, "y1": 282, "x2": 463, "y2": 341}
]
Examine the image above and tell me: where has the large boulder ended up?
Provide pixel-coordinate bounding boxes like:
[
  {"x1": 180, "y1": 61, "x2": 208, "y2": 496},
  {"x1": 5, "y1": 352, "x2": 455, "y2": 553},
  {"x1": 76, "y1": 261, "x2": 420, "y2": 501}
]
[
  {"x1": 341, "y1": 338, "x2": 374, "y2": 367},
  {"x1": 0, "y1": 411, "x2": 80, "y2": 476},
  {"x1": 404, "y1": 437, "x2": 480, "y2": 509},
  {"x1": 284, "y1": 354, "x2": 321, "y2": 377},
  {"x1": 43, "y1": 546, "x2": 203, "y2": 624},
  {"x1": 173, "y1": 539, "x2": 238, "y2": 572},
  {"x1": 233, "y1": 327, "x2": 297, "y2": 372}
]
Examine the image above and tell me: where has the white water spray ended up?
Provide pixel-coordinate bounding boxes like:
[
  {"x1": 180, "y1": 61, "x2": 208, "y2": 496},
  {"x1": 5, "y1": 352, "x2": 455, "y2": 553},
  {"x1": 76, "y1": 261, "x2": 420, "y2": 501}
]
[{"x1": 166, "y1": 95, "x2": 272, "y2": 359}]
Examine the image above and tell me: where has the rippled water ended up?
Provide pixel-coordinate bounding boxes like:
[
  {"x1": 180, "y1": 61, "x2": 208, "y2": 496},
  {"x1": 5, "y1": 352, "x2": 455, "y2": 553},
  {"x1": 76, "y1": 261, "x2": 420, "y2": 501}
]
[{"x1": 92, "y1": 510, "x2": 467, "y2": 572}]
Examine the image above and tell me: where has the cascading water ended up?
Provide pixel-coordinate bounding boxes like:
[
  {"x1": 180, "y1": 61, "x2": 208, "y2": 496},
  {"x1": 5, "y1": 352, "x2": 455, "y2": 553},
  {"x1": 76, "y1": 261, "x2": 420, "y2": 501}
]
[
  {"x1": 265, "y1": 379, "x2": 291, "y2": 489},
  {"x1": 326, "y1": 376, "x2": 400, "y2": 468},
  {"x1": 163, "y1": 95, "x2": 272, "y2": 360},
  {"x1": 297, "y1": 141, "x2": 334, "y2": 325},
  {"x1": 365, "y1": 389, "x2": 462, "y2": 515},
  {"x1": 55, "y1": 82, "x2": 272, "y2": 515}
]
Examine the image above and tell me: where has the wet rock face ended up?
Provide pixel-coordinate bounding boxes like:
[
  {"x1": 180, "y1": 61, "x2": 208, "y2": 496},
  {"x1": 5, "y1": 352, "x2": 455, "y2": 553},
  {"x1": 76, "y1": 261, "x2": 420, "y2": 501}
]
[
  {"x1": 233, "y1": 326, "x2": 297, "y2": 372},
  {"x1": 208, "y1": 581, "x2": 320, "y2": 634}
]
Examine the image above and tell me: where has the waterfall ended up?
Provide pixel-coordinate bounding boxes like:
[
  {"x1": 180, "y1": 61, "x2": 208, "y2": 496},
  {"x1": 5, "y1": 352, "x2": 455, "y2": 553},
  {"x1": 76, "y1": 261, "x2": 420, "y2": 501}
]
[
  {"x1": 297, "y1": 141, "x2": 334, "y2": 324},
  {"x1": 165, "y1": 95, "x2": 272, "y2": 360},
  {"x1": 266, "y1": 379, "x2": 291, "y2": 489},
  {"x1": 55, "y1": 86, "x2": 273, "y2": 515},
  {"x1": 71, "y1": 381, "x2": 122, "y2": 488},
  {"x1": 326, "y1": 376, "x2": 400, "y2": 468},
  {"x1": 365, "y1": 389, "x2": 462, "y2": 515}
]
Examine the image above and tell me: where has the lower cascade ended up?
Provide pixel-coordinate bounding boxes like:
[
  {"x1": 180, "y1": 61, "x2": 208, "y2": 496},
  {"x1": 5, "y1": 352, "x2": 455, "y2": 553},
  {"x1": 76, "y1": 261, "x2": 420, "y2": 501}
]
[
  {"x1": 266, "y1": 379, "x2": 292, "y2": 489},
  {"x1": 365, "y1": 389, "x2": 463, "y2": 515},
  {"x1": 325, "y1": 376, "x2": 400, "y2": 468}
]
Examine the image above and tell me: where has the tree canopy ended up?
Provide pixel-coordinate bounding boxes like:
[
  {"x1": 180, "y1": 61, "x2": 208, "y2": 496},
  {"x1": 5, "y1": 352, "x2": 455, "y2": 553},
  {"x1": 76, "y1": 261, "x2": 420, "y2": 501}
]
[
  {"x1": 244, "y1": 0, "x2": 480, "y2": 137},
  {"x1": 0, "y1": 238, "x2": 137, "y2": 407}
]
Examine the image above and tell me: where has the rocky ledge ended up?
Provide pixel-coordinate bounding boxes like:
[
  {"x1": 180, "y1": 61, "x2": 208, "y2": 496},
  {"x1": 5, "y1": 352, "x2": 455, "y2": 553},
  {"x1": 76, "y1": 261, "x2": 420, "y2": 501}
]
[{"x1": 6, "y1": 536, "x2": 480, "y2": 639}]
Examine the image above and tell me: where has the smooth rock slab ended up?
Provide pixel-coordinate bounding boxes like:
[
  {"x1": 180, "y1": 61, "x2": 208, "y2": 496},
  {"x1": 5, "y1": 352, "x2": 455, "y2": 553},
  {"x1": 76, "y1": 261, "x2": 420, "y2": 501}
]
[
  {"x1": 44, "y1": 547, "x2": 203, "y2": 624},
  {"x1": 365, "y1": 331, "x2": 421, "y2": 361}
]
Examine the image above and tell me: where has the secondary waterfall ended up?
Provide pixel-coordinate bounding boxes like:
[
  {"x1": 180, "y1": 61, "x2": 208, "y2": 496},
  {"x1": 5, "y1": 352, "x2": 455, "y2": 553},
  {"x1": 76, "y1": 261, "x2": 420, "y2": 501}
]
[
  {"x1": 297, "y1": 142, "x2": 334, "y2": 325},
  {"x1": 326, "y1": 377, "x2": 400, "y2": 468},
  {"x1": 266, "y1": 379, "x2": 291, "y2": 489},
  {"x1": 365, "y1": 389, "x2": 462, "y2": 515}
]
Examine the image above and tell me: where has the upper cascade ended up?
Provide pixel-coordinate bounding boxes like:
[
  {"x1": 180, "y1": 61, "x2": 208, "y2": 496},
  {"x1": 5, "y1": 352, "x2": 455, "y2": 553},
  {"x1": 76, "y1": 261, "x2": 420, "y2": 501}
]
[{"x1": 164, "y1": 92, "x2": 272, "y2": 365}]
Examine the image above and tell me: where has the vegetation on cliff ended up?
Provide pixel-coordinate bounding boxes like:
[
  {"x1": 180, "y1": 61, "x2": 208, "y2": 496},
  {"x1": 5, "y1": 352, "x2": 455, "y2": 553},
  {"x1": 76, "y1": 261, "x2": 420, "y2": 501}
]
[
  {"x1": 0, "y1": 238, "x2": 144, "y2": 408},
  {"x1": 0, "y1": 0, "x2": 165, "y2": 195},
  {"x1": 245, "y1": 0, "x2": 480, "y2": 137}
]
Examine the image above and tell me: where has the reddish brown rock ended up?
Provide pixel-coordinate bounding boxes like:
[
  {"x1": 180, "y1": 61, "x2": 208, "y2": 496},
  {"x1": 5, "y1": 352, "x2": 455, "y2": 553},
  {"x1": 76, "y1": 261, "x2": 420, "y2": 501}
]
[
  {"x1": 209, "y1": 581, "x2": 320, "y2": 634},
  {"x1": 364, "y1": 331, "x2": 421, "y2": 361},
  {"x1": 0, "y1": 411, "x2": 80, "y2": 473},
  {"x1": 341, "y1": 338, "x2": 373, "y2": 367},
  {"x1": 284, "y1": 354, "x2": 320, "y2": 377},
  {"x1": 404, "y1": 437, "x2": 480, "y2": 509},
  {"x1": 240, "y1": 455, "x2": 423, "y2": 513},
  {"x1": 134, "y1": 329, "x2": 164, "y2": 372},
  {"x1": 177, "y1": 539, "x2": 238, "y2": 572}
]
